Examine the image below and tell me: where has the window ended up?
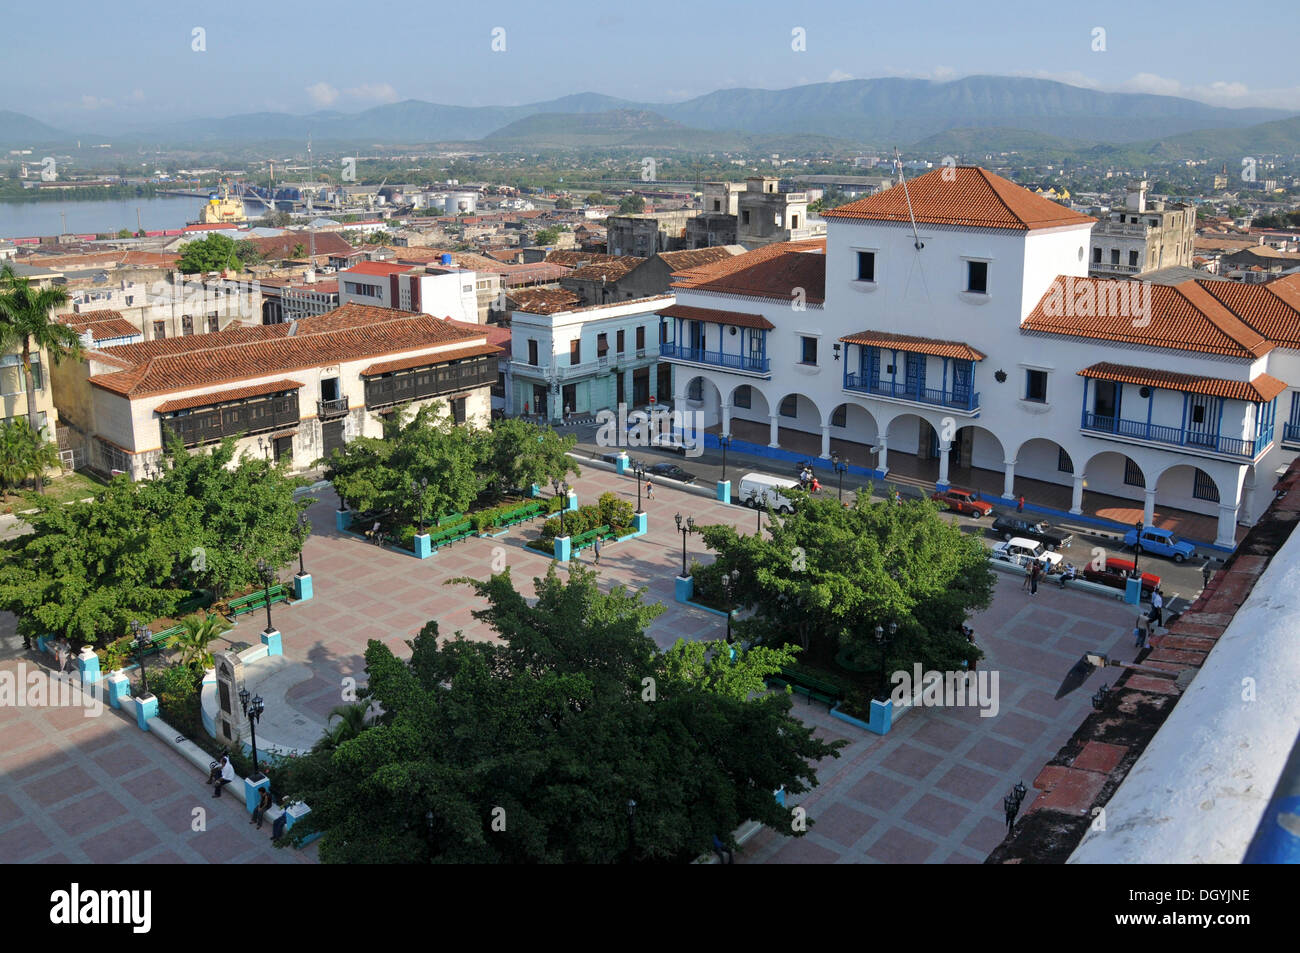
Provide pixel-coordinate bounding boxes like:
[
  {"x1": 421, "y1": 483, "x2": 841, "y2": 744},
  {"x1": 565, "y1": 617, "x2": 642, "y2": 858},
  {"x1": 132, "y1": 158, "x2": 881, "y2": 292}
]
[
  {"x1": 741, "y1": 210, "x2": 750, "y2": 225},
  {"x1": 1093, "y1": 247, "x2": 1102, "y2": 264},
  {"x1": 831, "y1": 405, "x2": 847, "y2": 427},
  {"x1": 779, "y1": 395, "x2": 798, "y2": 418},
  {"x1": 800, "y1": 336, "x2": 818, "y2": 365},
  {"x1": 636, "y1": 326, "x2": 646, "y2": 350},
  {"x1": 713, "y1": 200, "x2": 721, "y2": 211},
  {"x1": 617, "y1": 329, "x2": 625, "y2": 353},
  {"x1": 527, "y1": 339, "x2": 539, "y2": 366},
  {"x1": 597, "y1": 333, "x2": 608, "y2": 358},
  {"x1": 207, "y1": 314, "x2": 219, "y2": 333},
  {"x1": 181, "y1": 315, "x2": 194, "y2": 336},
  {"x1": 1191, "y1": 403, "x2": 1206, "y2": 425},
  {"x1": 1124, "y1": 458, "x2": 1146, "y2": 488},
  {"x1": 153, "y1": 320, "x2": 166, "y2": 339},
  {"x1": 733, "y1": 385, "x2": 751, "y2": 409},
  {"x1": 344, "y1": 281, "x2": 379, "y2": 298},
  {"x1": 966, "y1": 261, "x2": 988, "y2": 294},
  {"x1": 1128, "y1": 250, "x2": 1140, "y2": 268},
  {"x1": 790, "y1": 214, "x2": 799, "y2": 229},
  {"x1": 687, "y1": 378, "x2": 703, "y2": 401},
  {"x1": 569, "y1": 339, "x2": 581, "y2": 365},
  {"x1": 1111, "y1": 249, "x2": 1120, "y2": 265},
  {"x1": 660, "y1": 321, "x2": 667, "y2": 344},
  {"x1": 451, "y1": 397, "x2": 467, "y2": 426},
  {"x1": 0, "y1": 354, "x2": 40, "y2": 395},
  {"x1": 1057, "y1": 448, "x2": 1074, "y2": 473},
  {"x1": 1193, "y1": 468, "x2": 1220, "y2": 502},
  {"x1": 856, "y1": 251, "x2": 876, "y2": 281},
  {"x1": 1025, "y1": 369, "x2": 1047, "y2": 403}
]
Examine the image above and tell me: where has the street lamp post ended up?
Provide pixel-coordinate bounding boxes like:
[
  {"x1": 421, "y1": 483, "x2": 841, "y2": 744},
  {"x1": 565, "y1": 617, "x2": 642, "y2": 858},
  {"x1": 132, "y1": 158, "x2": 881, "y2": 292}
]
[
  {"x1": 294, "y1": 512, "x2": 309, "y2": 576},
  {"x1": 1004, "y1": 780, "x2": 1028, "y2": 831},
  {"x1": 721, "y1": 568, "x2": 740, "y2": 642},
  {"x1": 633, "y1": 462, "x2": 646, "y2": 513},
  {"x1": 129, "y1": 620, "x2": 153, "y2": 698},
  {"x1": 831, "y1": 453, "x2": 849, "y2": 502},
  {"x1": 719, "y1": 434, "x2": 731, "y2": 484},
  {"x1": 255, "y1": 559, "x2": 276, "y2": 635},
  {"x1": 1133, "y1": 519, "x2": 1144, "y2": 576},
  {"x1": 552, "y1": 479, "x2": 570, "y2": 535},
  {"x1": 673, "y1": 512, "x2": 695, "y2": 577},
  {"x1": 411, "y1": 476, "x2": 429, "y2": 536},
  {"x1": 874, "y1": 620, "x2": 898, "y2": 699},
  {"x1": 238, "y1": 687, "x2": 265, "y2": 781}
]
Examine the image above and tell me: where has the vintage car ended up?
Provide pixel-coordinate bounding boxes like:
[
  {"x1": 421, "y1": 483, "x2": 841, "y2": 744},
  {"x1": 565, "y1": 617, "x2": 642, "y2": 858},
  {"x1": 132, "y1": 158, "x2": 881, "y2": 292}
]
[
  {"x1": 990, "y1": 537, "x2": 1064, "y2": 571},
  {"x1": 931, "y1": 487, "x2": 994, "y2": 518},
  {"x1": 991, "y1": 512, "x2": 1074, "y2": 550},
  {"x1": 1122, "y1": 526, "x2": 1197, "y2": 563}
]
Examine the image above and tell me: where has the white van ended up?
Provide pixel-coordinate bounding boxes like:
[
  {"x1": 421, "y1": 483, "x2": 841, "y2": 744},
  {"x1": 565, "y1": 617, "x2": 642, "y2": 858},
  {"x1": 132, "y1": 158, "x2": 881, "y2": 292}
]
[{"x1": 738, "y1": 473, "x2": 799, "y2": 514}]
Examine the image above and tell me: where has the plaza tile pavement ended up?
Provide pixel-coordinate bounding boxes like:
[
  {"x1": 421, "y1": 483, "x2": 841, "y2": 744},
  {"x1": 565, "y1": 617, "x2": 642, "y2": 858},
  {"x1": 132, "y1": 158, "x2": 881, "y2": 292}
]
[
  {"x1": 734, "y1": 574, "x2": 1138, "y2": 864},
  {"x1": 0, "y1": 634, "x2": 315, "y2": 864}
]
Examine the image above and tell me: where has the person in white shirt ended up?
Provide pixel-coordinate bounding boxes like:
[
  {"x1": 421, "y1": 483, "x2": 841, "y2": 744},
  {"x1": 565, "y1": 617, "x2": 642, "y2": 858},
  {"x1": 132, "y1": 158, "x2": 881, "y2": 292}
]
[
  {"x1": 212, "y1": 755, "x2": 236, "y2": 799},
  {"x1": 1150, "y1": 588, "x2": 1164, "y2": 627}
]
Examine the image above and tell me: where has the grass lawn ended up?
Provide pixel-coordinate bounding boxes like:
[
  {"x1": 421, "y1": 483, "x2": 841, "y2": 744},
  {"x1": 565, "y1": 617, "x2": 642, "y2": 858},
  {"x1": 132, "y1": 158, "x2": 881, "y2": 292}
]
[{"x1": 0, "y1": 469, "x2": 110, "y2": 514}]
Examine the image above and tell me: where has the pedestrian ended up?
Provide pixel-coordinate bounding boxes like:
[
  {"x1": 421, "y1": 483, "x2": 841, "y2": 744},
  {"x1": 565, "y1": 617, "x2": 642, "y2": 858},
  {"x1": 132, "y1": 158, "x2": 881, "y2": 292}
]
[
  {"x1": 712, "y1": 833, "x2": 734, "y2": 864},
  {"x1": 271, "y1": 802, "x2": 289, "y2": 842},
  {"x1": 1150, "y1": 588, "x2": 1164, "y2": 627},
  {"x1": 52, "y1": 637, "x2": 66, "y2": 673},
  {"x1": 564, "y1": 402, "x2": 571, "y2": 421},
  {"x1": 592, "y1": 535, "x2": 601, "y2": 564},
  {"x1": 1030, "y1": 560, "x2": 1040, "y2": 595},
  {"x1": 212, "y1": 754, "x2": 235, "y2": 799},
  {"x1": 1134, "y1": 613, "x2": 1148, "y2": 648},
  {"x1": 1022, "y1": 562, "x2": 1032, "y2": 591},
  {"x1": 893, "y1": 489, "x2": 902, "y2": 505},
  {"x1": 1058, "y1": 562, "x2": 1077, "y2": 588},
  {"x1": 645, "y1": 479, "x2": 654, "y2": 500},
  {"x1": 206, "y1": 757, "x2": 225, "y2": 786},
  {"x1": 1017, "y1": 494, "x2": 1026, "y2": 513},
  {"x1": 1201, "y1": 560, "x2": 1214, "y2": 590},
  {"x1": 251, "y1": 786, "x2": 273, "y2": 829}
]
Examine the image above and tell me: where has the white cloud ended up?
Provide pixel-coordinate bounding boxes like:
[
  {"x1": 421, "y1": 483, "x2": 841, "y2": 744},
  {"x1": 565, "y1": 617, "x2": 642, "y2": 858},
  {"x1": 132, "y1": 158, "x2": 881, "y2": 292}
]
[
  {"x1": 1008, "y1": 69, "x2": 1101, "y2": 90},
  {"x1": 827, "y1": 69, "x2": 854, "y2": 83},
  {"x1": 1116, "y1": 72, "x2": 1300, "y2": 109},
  {"x1": 932, "y1": 65, "x2": 957, "y2": 81},
  {"x1": 344, "y1": 82, "x2": 399, "y2": 103},
  {"x1": 306, "y1": 82, "x2": 339, "y2": 107},
  {"x1": 1122, "y1": 72, "x2": 1183, "y2": 97},
  {"x1": 80, "y1": 94, "x2": 113, "y2": 110}
]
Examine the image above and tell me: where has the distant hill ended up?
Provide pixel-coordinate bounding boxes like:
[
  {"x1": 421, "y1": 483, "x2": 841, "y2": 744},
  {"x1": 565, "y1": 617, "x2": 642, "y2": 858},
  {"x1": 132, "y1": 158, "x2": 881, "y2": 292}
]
[{"x1": 0, "y1": 110, "x2": 70, "y2": 147}]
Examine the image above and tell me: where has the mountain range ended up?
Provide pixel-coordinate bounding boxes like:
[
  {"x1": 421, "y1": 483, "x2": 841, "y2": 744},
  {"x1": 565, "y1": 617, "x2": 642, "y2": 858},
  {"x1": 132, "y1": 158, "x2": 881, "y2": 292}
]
[{"x1": 2, "y1": 76, "x2": 1297, "y2": 157}]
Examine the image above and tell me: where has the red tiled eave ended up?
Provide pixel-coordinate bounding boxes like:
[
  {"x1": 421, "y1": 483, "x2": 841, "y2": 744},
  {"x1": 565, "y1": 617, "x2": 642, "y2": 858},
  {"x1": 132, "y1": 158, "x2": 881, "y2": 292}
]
[
  {"x1": 361, "y1": 342, "x2": 503, "y2": 376},
  {"x1": 659, "y1": 304, "x2": 774, "y2": 331},
  {"x1": 1078, "y1": 362, "x2": 1287, "y2": 403},
  {"x1": 153, "y1": 379, "x2": 304, "y2": 413},
  {"x1": 838, "y1": 330, "x2": 986, "y2": 361}
]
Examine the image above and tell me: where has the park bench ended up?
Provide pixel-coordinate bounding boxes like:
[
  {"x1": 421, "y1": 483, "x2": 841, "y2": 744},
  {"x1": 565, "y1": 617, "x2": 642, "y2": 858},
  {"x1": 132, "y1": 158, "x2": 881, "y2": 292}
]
[
  {"x1": 228, "y1": 583, "x2": 290, "y2": 620},
  {"x1": 497, "y1": 501, "x2": 543, "y2": 527},
  {"x1": 768, "y1": 668, "x2": 842, "y2": 710},
  {"x1": 571, "y1": 525, "x2": 615, "y2": 551},
  {"x1": 427, "y1": 520, "x2": 474, "y2": 549}
]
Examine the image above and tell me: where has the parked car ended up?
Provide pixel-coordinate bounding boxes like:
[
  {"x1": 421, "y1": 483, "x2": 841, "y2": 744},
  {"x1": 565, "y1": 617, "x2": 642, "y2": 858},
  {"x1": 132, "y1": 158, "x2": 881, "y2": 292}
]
[
  {"x1": 649, "y1": 432, "x2": 690, "y2": 455},
  {"x1": 739, "y1": 472, "x2": 800, "y2": 514},
  {"x1": 931, "y1": 487, "x2": 994, "y2": 518},
  {"x1": 1122, "y1": 526, "x2": 1197, "y2": 563},
  {"x1": 647, "y1": 462, "x2": 696, "y2": 484},
  {"x1": 991, "y1": 512, "x2": 1074, "y2": 550},
  {"x1": 1082, "y1": 556, "x2": 1161, "y2": 598},
  {"x1": 990, "y1": 536, "x2": 1064, "y2": 572}
]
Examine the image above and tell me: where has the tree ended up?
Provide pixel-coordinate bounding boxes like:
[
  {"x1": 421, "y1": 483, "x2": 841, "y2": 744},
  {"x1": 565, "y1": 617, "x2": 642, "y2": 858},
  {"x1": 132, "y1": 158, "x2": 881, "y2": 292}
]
[
  {"x1": 617, "y1": 195, "x2": 646, "y2": 214},
  {"x1": 234, "y1": 240, "x2": 263, "y2": 267},
  {"x1": 480, "y1": 417, "x2": 577, "y2": 496},
  {"x1": 170, "y1": 612, "x2": 231, "y2": 670},
  {"x1": 290, "y1": 243, "x2": 307, "y2": 258},
  {"x1": 554, "y1": 198, "x2": 573, "y2": 210},
  {"x1": 585, "y1": 192, "x2": 606, "y2": 205},
  {"x1": 116, "y1": 228, "x2": 132, "y2": 239},
  {"x1": 365, "y1": 231, "x2": 393, "y2": 246},
  {"x1": 320, "y1": 702, "x2": 374, "y2": 750},
  {"x1": 693, "y1": 489, "x2": 993, "y2": 695},
  {"x1": 276, "y1": 565, "x2": 842, "y2": 862},
  {"x1": 534, "y1": 227, "x2": 560, "y2": 245},
  {"x1": 176, "y1": 234, "x2": 240, "y2": 274},
  {"x1": 0, "y1": 264, "x2": 82, "y2": 492},
  {"x1": 0, "y1": 418, "x2": 60, "y2": 492}
]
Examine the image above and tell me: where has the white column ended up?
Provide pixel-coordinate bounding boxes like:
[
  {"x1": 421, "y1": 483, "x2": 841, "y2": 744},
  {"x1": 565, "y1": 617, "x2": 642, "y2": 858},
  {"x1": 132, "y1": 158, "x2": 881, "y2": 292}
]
[
  {"x1": 820, "y1": 425, "x2": 831, "y2": 460},
  {"x1": 1002, "y1": 460, "x2": 1016, "y2": 499},
  {"x1": 1215, "y1": 501, "x2": 1239, "y2": 549},
  {"x1": 1240, "y1": 479, "x2": 1255, "y2": 525},
  {"x1": 721, "y1": 402, "x2": 732, "y2": 439},
  {"x1": 1070, "y1": 474, "x2": 1084, "y2": 515},
  {"x1": 768, "y1": 414, "x2": 780, "y2": 449},
  {"x1": 937, "y1": 441, "x2": 951, "y2": 487},
  {"x1": 877, "y1": 438, "x2": 888, "y2": 474},
  {"x1": 1143, "y1": 487, "x2": 1157, "y2": 527}
]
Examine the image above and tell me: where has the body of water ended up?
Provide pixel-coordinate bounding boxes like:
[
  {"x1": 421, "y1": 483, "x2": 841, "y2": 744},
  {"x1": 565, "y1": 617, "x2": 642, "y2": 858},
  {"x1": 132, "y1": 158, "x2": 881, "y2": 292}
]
[{"x1": 0, "y1": 195, "x2": 246, "y2": 239}]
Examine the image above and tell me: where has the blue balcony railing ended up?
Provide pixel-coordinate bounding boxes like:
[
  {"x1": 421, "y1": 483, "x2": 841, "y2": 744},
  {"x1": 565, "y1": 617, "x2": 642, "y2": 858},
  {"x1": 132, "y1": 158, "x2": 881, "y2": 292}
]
[
  {"x1": 843, "y1": 372, "x2": 979, "y2": 411},
  {"x1": 1284, "y1": 422, "x2": 1300, "y2": 446},
  {"x1": 658, "y1": 343, "x2": 770, "y2": 374},
  {"x1": 1081, "y1": 411, "x2": 1270, "y2": 458}
]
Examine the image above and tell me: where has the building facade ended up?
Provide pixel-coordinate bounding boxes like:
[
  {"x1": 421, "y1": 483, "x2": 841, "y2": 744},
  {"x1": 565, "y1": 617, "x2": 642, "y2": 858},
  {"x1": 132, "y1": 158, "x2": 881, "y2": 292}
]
[{"x1": 1089, "y1": 181, "x2": 1196, "y2": 278}]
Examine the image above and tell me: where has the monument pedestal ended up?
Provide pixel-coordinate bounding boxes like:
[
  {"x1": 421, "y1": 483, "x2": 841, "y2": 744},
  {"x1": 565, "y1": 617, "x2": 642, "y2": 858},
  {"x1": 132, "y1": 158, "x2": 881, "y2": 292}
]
[{"x1": 293, "y1": 572, "x2": 313, "y2": 600}]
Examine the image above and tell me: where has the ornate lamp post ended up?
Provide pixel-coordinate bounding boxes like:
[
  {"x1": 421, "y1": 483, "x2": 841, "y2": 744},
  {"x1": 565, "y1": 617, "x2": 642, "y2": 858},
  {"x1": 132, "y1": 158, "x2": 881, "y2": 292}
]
[
  {"x1": 257, "y1": 436, "x2": 271, "y2": 460},
  {"x1": 633, "y1": 462, "x2": 646, "y2": 513},
  {"x1": 411, "y1": 476, "x2": 429, "y2": 536},
  {"x1": 552, "y1": 479, "x2": 570, "y2": 535},
  {"x1": 238, "y1": 687, "x2": 265, "y2": 781},
  {"x1": 831, "y1": 452, "x2": 849, "y2": 502},
  {"x1": 1133, "y1": 519, "x2": 1144, "y2": 576},
  {"x1": 129, "y1": 620, "x2": 153, "y2": 698},
  {"x1": 721, "y1": 567, "x2": 741, "y2": 642},
  {"x1": 1003, "y1": 780, "x2": 1028, "y2": 831},
  {"x1": 255, "y1": 559, "x2": 276, "y2": 635},
  {"x1": 719, "y1": 434, "x2": 731, "y2": 484},
  {"x1": 673, "y1": 512, "x2": 695, "y2": 577},
  {"x1": 874, "y1": 620, "x2": 898, "y2": 699},
  {"x1": 294, "y1": 512, "x2": 310, "y2": 576}
]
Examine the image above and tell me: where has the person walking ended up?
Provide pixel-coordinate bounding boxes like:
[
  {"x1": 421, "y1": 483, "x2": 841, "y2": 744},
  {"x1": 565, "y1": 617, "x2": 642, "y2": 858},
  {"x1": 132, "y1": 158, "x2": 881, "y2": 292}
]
[
  {"x1": 1201, "y1": 560, "x2": 1214, "y2": 590},
  {"x1": 592, "y1": 535, "x2": 601, "y2": 564},
  {"x1": 1150, "y1": 588, "x2": 1164, "y2": 627},
  {"x1": 1017, "y1": 494, "x2": 1026, "y2": 513},
  {"x1": 1029, "y1": 560, "x2": 1041, "y2": 595},
  {"x1": 1022, "y1": 562, "x2": 1032, "y2": 591},
  {"x1": 645, "y1": 479, "x2": 654, "y2": 500},
  {"x1": 1134, "y1": 613, "x2": 1148, "y2": 648}
]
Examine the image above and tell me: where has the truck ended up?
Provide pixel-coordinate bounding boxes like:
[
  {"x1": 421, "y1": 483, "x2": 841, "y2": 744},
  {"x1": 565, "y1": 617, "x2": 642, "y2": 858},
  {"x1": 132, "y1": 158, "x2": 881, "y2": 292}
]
[{"x1": 738, "y1": 473, "x2": 800, "y2": 514}]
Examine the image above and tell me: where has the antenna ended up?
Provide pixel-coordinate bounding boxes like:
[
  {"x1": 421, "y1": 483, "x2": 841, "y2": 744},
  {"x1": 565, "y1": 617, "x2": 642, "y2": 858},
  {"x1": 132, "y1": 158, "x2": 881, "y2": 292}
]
[{"x1": 894, "y1": 147, "x2": 924, "y2": 251}]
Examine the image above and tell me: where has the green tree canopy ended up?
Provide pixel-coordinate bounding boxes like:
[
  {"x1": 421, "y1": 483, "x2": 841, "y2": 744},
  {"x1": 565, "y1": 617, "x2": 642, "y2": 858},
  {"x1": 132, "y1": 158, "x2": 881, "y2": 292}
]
[
  {"x1": 533, "y1": 227, "x2": 560, "y2": 245},
  {"x1": 176, "y1": 234, "x2": 241, "y2": 274},
  {"x1": 276, "y1": 565, "x2": 841, "y2": 862},
  {"x1": 617, "y1": 194, "x2": 646, "y2": 214}
]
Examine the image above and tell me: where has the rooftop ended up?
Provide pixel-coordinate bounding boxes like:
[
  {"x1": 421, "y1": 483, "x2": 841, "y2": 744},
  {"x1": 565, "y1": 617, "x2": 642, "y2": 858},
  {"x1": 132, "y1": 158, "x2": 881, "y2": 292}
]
[{"x1": 671, "y1": 239, "x2": 827, "y2": 304}]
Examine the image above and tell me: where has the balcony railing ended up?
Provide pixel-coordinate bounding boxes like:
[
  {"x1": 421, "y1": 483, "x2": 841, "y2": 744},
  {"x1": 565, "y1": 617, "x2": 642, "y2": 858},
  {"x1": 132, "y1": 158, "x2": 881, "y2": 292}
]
[
  {"x1": 658, "y1": 343, "x2": 770, "y2": 374},
  {"x1": 1284, "y1": 422, "x2": 1300, "y2": 446},
  {"x1": 365, "y1": 357, "x2": 497, "y2": 409},
  {"x1": 1082, "y1": 411, "x2": 1270, "y2": 458},
  {"x1": 317, "y1": 396, "x2": 350, "y2": 418},
  {"x1": 843, "y1": 372, "x2": 979, "y2": 411},
  {"x1": 161, "y1": 394, "x2": 300, "y2": 449}
]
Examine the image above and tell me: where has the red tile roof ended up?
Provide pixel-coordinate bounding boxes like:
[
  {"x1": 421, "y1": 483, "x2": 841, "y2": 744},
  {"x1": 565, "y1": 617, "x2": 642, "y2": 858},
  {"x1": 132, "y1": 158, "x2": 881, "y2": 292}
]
[
  {"x1": 823, "y1": 167, "x2": 1095, "y2": 231},
  {"x1": 671, "y1": 239, "x2": 826, "y2": 304},
  {"x1": 1196, "y1": 274, "x2": 1300, "y2": 348},
  {"x1": 58, "y1": 310, "x2": 142, "y2": 341},
  {"x1": 344, "y1": 260, "x2": 414, "y2": 277},
  {"x1": 565, "y1": 257, "x2": 645, "y2": 282},
  {"x1": 656, "y1": 247, "x2": 743, "y2": 271},
  {"x1": 154, "y1": 379, "x2": 305, "y2": 413},
  {"x1": 838, "y1": 330, "x2": 986, "y2": 361},
  {"x1": 1022, "y1": 276, "x2": 1273, "y2": 358},
  {"x1": 659, "y1": 303, "x2": 773, "y2": 331},
  {"x1": 248, "y1": 231, "x2": 354, "y2": 260},
  {"x1": 361, "y1": 342, "x2": 503, "y2": 376},
  {"x1": 507, "y1": 288, "x2": 582, "y2": 314},
  {"x1": 1078, "y1": 363, "x2": 1287, "y2": 403}
]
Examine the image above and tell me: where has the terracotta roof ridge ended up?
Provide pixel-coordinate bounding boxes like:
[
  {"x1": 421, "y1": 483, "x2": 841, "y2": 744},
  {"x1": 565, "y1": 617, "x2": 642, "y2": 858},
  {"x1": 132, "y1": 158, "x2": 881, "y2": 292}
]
[{"x1": 1173, "y1": 281, "x2": 1271, "y2": 356}]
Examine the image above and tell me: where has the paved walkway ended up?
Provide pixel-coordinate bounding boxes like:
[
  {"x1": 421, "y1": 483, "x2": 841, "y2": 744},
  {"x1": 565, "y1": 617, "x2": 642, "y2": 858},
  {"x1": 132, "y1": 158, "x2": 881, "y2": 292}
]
[{"x1": 735, "y1": 572, "x2": 1137, "y2": 864}]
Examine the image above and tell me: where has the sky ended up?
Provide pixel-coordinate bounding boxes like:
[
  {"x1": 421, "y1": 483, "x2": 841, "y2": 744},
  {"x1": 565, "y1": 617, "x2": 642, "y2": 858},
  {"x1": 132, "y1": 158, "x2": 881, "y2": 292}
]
[{"x1": 6, "y1": 0, "x2": 1299, "y2": 129}]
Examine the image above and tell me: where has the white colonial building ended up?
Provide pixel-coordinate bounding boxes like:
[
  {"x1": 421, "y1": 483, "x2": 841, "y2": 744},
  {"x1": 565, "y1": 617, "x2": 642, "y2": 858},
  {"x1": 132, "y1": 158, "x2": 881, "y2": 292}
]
[{"x1": 658, "y1": 167, "x2": 1300, "y2": 549}]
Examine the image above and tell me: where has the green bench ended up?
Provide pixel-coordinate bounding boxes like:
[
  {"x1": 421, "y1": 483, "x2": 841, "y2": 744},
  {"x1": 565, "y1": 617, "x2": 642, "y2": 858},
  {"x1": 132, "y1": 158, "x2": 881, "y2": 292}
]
[
  {"x1": 498, "y1": 501, "x2": 543, "y2": 527},
  {"x1": 767, "y1": 669, "x2": 842, "y2": 710},
  {"x1": 571, "y1": 525, "x2": 616, "y2": 551},
  {"x1": 427, "y1": 521, "x2": 474, "y2": 548},
  {"x1": 228, "y1": 583, "x2": 290, "y2": 620}
]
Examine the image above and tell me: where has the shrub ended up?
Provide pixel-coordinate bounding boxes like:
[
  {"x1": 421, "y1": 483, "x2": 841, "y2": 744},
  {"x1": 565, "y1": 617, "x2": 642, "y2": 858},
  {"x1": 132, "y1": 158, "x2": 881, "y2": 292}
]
[
  {"x1": 153, "y1": 663, "x2": 200, "y2": 724},
  {"x1": 596, "y1": 491, "x2": 633, "y2": 534}
]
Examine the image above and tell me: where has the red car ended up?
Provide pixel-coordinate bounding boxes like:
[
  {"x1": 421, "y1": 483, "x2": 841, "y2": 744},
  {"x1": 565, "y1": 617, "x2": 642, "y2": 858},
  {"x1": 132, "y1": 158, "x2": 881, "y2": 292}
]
[
  {"x1": 930, "y1": 487, "x2": 994, "y2": 518},
  {"x1": 1082, "y1": 556, "x2": 1161, "y2": 599}
]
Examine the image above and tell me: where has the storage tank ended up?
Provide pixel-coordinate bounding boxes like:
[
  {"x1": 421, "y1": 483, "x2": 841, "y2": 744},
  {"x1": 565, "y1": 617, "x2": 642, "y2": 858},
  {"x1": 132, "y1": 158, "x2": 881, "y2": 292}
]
[{"x1": 444, "y1": 192, "x2": 477, "y2": 215}]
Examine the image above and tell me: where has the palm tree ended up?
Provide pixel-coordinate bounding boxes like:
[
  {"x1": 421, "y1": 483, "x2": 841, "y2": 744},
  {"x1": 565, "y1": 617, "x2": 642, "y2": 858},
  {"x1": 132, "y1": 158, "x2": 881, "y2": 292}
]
[
  {"x1": 170, "y1": 612, "x2": 231, "y2": 670},
  {"x1": 0, "y1": 264, "x2": 83, "y2": 492},
  {"x1": 0, "y1": 419, "x2": 60, "y2": 492},
  {"x1": 321, "y1": 702, "x2": 373, "y2": 749}
]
